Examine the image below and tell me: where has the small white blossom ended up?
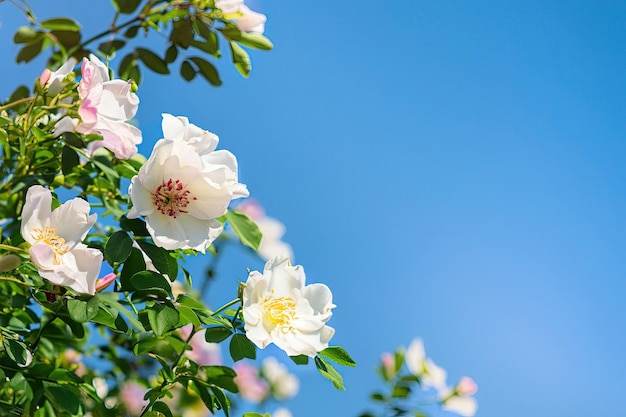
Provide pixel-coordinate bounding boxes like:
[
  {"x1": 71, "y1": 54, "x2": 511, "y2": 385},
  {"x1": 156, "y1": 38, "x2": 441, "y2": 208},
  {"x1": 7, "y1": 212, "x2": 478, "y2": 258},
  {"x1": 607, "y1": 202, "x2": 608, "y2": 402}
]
[
  {"x1": 20, "y1": 186, "x2": 102, "y2": 294},
  {"x1": 273, "y1": 408, "x2": 293, "y2": 417},
  {"x1": 215, "y1": 0, "x2": 267, "y2": 33},
  {"x1": 440, "y1": 376, "x2": 478, "y2": 417},
  {"x1": 128, "y1": 114, "x2": 248, "y2": 251},
  {"x1": 261, "y1": 356, "x2": 299, "y2": 400},
  {"x1": 405, "y1": 338, "x2": 447, "y2": 390},
  {"x1": 242, "y1": 256, "x2": 335, "y2": 357},
  {"x1": 40, "y1": 58, "x2": 77, "y2": 95}
]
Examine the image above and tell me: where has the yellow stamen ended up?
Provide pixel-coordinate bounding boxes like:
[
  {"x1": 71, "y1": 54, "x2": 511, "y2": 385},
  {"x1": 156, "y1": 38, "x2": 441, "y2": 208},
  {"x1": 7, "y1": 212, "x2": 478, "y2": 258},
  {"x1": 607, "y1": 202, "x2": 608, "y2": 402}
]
[
  {"x1": 31, "y1": 227, "x2": 68, "y2": 265},
  {"x1": 263, "y1": 296, "x2": 296, "y2": 327}
]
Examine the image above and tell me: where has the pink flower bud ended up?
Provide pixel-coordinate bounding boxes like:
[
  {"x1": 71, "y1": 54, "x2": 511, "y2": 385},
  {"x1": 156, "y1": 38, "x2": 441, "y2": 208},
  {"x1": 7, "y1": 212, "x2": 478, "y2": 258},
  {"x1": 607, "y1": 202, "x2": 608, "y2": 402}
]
[
  {"x1": 456, "y1": 376, "x2": 478, "y2": 396},
  {"x1": 39, "y1": 68, "x2": 51, "y2": 88},
  {"x1": 381, "y1": 352, "x2": 395, "y2": 375},
  {"x1": 95, "y1": 273, "x2": 117, "y2": 292}
]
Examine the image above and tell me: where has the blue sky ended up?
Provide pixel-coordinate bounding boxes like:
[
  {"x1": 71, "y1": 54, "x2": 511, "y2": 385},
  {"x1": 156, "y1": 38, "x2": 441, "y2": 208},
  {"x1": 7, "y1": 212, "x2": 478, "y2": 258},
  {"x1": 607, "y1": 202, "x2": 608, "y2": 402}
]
[{"x1": 2, "y1": 1, "x2": 626, "y2": 416}]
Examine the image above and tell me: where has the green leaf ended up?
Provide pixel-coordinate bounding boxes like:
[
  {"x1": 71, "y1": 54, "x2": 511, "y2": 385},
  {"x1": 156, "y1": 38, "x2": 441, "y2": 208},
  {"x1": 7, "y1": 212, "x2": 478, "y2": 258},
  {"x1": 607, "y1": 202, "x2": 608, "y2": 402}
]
[
  {"x1": 119, "y1": 52, "x2": 138, "y2": 80},
  {"x1": 14, "y1": 26, "x2": 42, "y2": 44},
  {"x1": 120, "y1": 216, "x2": 150, "y2": 237},
  {"x1": 112, "y1": 0, "x2": 142, "y2": 14},
  {"x1": 220, "y1": 27, "x2": 273, "y2": 50},
  {"x1": 16, "y1": 39, "x2": 44, "y2": 63},
  {"x1": 319, "y1": 346, "x2": 356, "y2": 367},
  {"x1": 225, "y1": 210, "x2": 262, "y2": 251},
  {"x1": 51, "y1": 30, "x2": 81, "y2": 49},
  {"x1": 189, "y1": 56, "x2": 222, "y2": 86},
  {"x1": 180, "y1": 60, "x2": 196, "y2": 81},
  {"x1": 290, "y1": 355, "x2": 309, "y2": 365},
  {"x1": 48, "y1": 368, "x2": 83, "y2": 383},
  {"x1": 61, "y1": 146, "x2": 80, "y2": 175},
  {"x1": 210, "y1": 386, "x2": 230, "y2": 416},
  {"x1": 61, "y1": 132, "x2": 86, "y2": 148},
  {"x1": 67, "y1": 298, "x2": 99, "y2": 323},
  {"x1": 105, "y1": 231, "x2": 133, "y2": 263},
  {"x1": 124, "y1": 25, "x2": 140, "y2": 38},
  {"x1": 178, "y1": 306, "x2": 201, "y2": 327},
  {"x1": 315, "y1": 356, "x2": 345, "y2": 390},
  {"x1": 204, "y1": 326, "x2": 232, "y2": 343},
  {"x1": 392, "y1": 385, "x2": 411, "y2": 398},
  {"x1": 229, "y1": 334, "x2": 256, "y2": 362},
  {"x1": 46, "y1": 385, "x2": 81, "y2": 415},
  {"x1": 136, "y1": 241, "x2": 178, "y2": 280},
  {"x1": 147, "y1": 303, "x2": 179, "y2": 336},
  {"x1": 202, "y1": 365, "x2": 239, "y2": 393},
  {"x1": 165, "y1": 45, "x2": 178, "y2": 63},
  {"x1": 130, "y1": 271, "x2": 172, "y2": 295},
  {"x1": 189, "y1": 380, "x2": 215, "y2": 413},
  {"x1": 229, "y1": 41, "x2": 251, "y2": 77},
  {"x1": 120, "y1": 247, "x2": 146, "y2": 290},
  {"x1": 2, "y1": 338, "x2": 31, "y2": 367},
  {"x1": 170, "y1": 19, "x2": 195, "y2": 48},
  {"x1": 136, "y1": 48, "x2": 170, "y2": 74},
  {"x1": 41, "y1": 18, "x2": 81, "y2": 32},
  {"x1": 152, "y1": 401, "x2": 173, "y2": 417},
  {"x1": 99, "y1": 39, "x2": 126, "y2": 55},
  {"x1": 177, "y1": 294, "x2": 207, "y2": 311}
]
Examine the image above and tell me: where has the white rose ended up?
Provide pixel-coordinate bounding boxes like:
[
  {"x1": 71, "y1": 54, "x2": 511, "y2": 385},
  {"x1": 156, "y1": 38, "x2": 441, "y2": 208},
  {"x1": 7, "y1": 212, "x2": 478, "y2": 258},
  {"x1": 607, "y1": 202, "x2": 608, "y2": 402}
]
[
  {"x1": 20, "y1": 185, "x2": 102, "y2": 294},
  {"x1": 242, "y1": 256, "x2": 335, "y2": 357},
  {"x1": 128, "y1": 114, "x2": 248, "y2": 251}
]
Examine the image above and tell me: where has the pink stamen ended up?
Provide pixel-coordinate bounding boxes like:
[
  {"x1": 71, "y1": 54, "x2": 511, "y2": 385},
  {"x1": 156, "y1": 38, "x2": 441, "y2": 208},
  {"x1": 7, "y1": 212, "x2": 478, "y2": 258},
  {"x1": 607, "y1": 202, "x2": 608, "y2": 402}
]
[{"x1": 152, "y1": 178, "x2": 197, "y2": 218}]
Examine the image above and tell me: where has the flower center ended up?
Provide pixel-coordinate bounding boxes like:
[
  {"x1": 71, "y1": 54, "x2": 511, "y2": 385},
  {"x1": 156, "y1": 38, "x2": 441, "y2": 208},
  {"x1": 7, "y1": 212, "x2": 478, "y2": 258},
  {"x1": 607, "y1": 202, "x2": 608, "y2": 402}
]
[
  {"x1": 263, "y1": 296, "x2": 296, "y2": 328},
  {"x1": 152, "y1": 179, "x2": 196, "y2": 218},
  {"x1": 31, "y1": 226, "x2": 69, "y2": 265}
]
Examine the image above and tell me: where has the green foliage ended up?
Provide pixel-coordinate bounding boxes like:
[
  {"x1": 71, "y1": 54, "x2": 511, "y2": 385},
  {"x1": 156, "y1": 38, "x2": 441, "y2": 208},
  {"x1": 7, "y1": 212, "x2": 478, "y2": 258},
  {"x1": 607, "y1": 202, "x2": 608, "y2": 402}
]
[
  {"x1": 223, "y1": 210, "x2": 262, "y2": 251},
  {"x1": 229, "y1": 333, "x2": 256, "y2": 362},
  {"x1": 0, "y1": 2, "x2": 358, "y2": 416}
]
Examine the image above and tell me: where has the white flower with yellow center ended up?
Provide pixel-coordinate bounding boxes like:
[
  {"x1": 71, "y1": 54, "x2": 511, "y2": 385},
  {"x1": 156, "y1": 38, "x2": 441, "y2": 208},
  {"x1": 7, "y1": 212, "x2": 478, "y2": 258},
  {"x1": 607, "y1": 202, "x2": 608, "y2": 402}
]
[
  {"x1": 242, "y1": 256, "x2": 335, "y2": 357},
  {"x1": 128, "y1": 114, "x2": 248, "y2": 251},
  {"x1": 20, "y1": 185, "x2": 102, "y2": 294}
]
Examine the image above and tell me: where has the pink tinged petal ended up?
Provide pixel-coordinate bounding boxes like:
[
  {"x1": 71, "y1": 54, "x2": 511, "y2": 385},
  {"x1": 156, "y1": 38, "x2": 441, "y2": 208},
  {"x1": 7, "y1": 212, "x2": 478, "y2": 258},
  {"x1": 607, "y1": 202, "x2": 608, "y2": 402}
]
[
  {"x1": 29, "y1": 244, "x2": 57, "y2": 273},
  {"x1": 88, "y1": 54, "x2": 111, "y2": 82},
  {"x1": 237, "y1": 199, "x2": 265, "y2": 220},
  {"x1": 49, "y1": 196, "x2": 96, "y2": 246},
  {"x1": 443, "y1": 396, "x2": 478, "y2": 417},
  {"x1": 78, "y1": 58, "x2": 104, "y2": 103},
  {"x1": 99, "y1": 80, "x2": 139, "y2": 120},
  {"x1": 89, "y1": 119, "x2": 142, "y2": 159},
  {"x1": 21, "y1": 185, "x2": 52, "y2": 244},
  {"x1": 456, "y1": 376, "x2": 479, "y2": 396},
  {"x1": 40, "y1": 69, "x2": 51, "y2": 87}
]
